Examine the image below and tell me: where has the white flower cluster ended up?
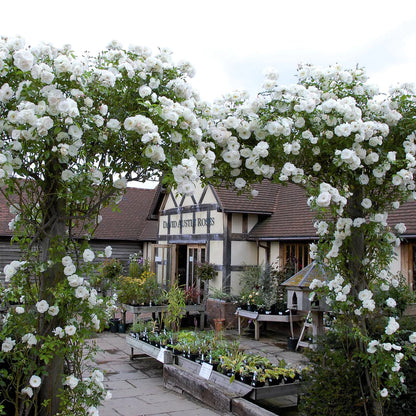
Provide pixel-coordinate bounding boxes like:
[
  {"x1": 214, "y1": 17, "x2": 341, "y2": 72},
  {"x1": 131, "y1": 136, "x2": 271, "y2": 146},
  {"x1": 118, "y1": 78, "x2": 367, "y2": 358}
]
[
  {"x1": 325, "y1": 274, "x2": 351, "y2": 303},
  {"x1": 3, "y1": 260, "x2": 24, "y2": 282}
]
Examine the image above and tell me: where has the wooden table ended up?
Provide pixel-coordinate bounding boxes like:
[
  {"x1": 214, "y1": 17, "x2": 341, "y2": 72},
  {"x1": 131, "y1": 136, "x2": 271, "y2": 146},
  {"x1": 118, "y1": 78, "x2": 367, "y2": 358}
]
[
  {"x1": 123, "y1": 304, "x2": 206, "y2": 330},
  {"x1": 235, "y1": 309, "x2": 303, "y2": 341}
]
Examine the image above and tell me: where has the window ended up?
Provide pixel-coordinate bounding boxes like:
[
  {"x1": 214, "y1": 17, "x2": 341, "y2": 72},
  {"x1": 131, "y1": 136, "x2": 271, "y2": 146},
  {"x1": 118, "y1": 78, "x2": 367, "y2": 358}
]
[{"x1": 282, "y1": 243, "x2": 311, "y2": 273}]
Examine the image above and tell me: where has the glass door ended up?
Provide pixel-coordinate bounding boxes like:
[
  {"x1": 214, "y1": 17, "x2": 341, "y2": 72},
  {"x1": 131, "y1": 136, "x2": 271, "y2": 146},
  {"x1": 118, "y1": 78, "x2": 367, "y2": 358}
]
[
  {"x1": 151, "y1": 244, "x2": 176, "y2": 290},
  {"x1": 187, "y1": 245, "x2": 206, "y2": 304}
]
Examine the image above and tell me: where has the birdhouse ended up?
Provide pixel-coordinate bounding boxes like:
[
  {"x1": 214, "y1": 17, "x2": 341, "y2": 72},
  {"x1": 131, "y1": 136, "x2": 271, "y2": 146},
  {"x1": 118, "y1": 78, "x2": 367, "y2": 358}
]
[{"x1": 282, "y1": 261, "x2": 330, "y2": 312}]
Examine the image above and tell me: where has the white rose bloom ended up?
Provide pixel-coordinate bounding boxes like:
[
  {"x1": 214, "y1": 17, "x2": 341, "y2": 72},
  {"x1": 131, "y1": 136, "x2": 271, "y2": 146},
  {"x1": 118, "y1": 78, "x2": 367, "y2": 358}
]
[
  {"x1": 29, "y1": 375, "x2": 42, "y2": 388},
  {"x1": 36, "y1": 300, "x2": 49, "y2": 313},
  {"x1": 107, "y1": 118, "x2": 121, "y2": 131},
  {"x1": 139, "y1": 85, "x2": 152, "y2": 98},
  {"x1": 64, "y1": 264, "x2": 76, "y2": 276},
  {"x1": 22, "y1": 333, "x2": 37, "y2": 346},
  {"x1": 64, "y1": 375, "x2": 79, "y2": 390},
  {"x1": 385, "y1": 317, "x2": 400, "y2": 335},
  {"x1": 361, "y1": 198, "x2": 372, "y2": 209},
  {"x1": 13, "y1": 50, "x2": 34, "y2": 72},
  {"x1": 48, "y1": 305, "x2": 59, "y2": 316},
  {"x1": 15, "y1": 306, "x2": 24, "y2": 314},
  {"x1": 1, "y1": 337, "x2": 16, "y2": 352},
  {"x1": 22, "y1": 387, "x2": 33, "y2": 398},
  {"x1": 316, "y1": 191, "x2": 331, "y2": 207},
  {"x1": 75, "y1": 286, "x2": 89, "y2": 299},
  {"x1": 67, "y1": 274, "x2": 83, "y2": 287},
  {"x1": 105, "y1": 246, "x2": 112, "y2": 258},
  {"x1": 234, "y1": 177, "x2": 246, "y2": 189},
  {"x1": 53, "y1": 327, "x2": 65, "y2": 338},
  {"x1": 114, "y1": 177, "x2": 127, "y2": 189},
  {"x1": 409, "y1": 332, "x2": 416, "y2": 343},
  {"x1": 386, "y1": 298, "x2": 397, "y2": 308},
  {"x1": 65, "y1": 325, "x2": 77, "y2": 336},
  {"x1": 83, "y1": 248, "x2": 95, "y2": 263},
  {"x1": 62, "y1": 256, "x2": 73, "y2": 267},
  {"x1": 382, "y1": 343, "x2": 392, "y2": 351},
  {"x1": 61, "y1": 169, "x2": 75, "y2": 181},
  {"x1": 380, "y1": 388, "x2": 388, "y2": 398},
  {"x1": 362, "y1": 298, "x2": 375, "y2": 311},
  {"x1": 367, "y1": 340, "x2": 379, "y2": 354},
  {"x1": 395, "y1": 223, "x2": 406, "y2": 234}
]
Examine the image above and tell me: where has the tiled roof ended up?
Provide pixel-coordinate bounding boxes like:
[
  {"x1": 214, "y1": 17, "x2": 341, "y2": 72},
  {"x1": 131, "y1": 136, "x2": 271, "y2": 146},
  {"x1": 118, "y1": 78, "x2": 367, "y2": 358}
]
[
  {"x1": 248, "y1": 183, "x2": 316, "y2": 240},
  {"x1": 213, "y1": 181, "x2": 280, "y2": 214},
  {"x1": 93, "y1": 187, "x2": 157, "y2": 241},
  {"x1": 0, "y1": 187, "x2": 158, "y2": 242},
  {"x1": 389, "y1": 200, "x2": 416, "y2": 236},
  {"x1": 248, "y1": 183, "x2": 416, "y2": 240}
]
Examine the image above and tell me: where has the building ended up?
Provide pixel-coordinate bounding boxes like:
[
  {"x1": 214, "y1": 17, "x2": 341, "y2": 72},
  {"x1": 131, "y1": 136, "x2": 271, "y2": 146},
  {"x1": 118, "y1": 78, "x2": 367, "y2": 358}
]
[
  {"x1": 0, "y1": 186, "x2": 159, "y2": 280},
  {"x1": 155, "y1": 181, "x2": 416, "y2": 295},
  {"x1": 1, "y1": 182, "x2": 415, "y2": 294}
]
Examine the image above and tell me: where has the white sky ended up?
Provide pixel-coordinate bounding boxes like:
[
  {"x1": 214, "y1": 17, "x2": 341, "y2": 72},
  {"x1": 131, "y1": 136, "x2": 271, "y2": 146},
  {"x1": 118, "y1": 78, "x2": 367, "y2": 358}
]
[{"x1": 2, "y1": 0, "x2": 416, "y2": 102}]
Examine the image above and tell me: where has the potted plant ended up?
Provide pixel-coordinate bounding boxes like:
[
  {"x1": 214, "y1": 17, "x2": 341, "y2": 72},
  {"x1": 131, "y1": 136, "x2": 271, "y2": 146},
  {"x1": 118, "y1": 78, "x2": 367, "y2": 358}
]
[
  {"x1": 195, "y1": 262, "x2": 217, "y2": 281},
  {"x1": 184, "y1": 284, "x2": 201, "y2": 305},
  {"x1": 164, "y1": 283, "x2": 186, "y2": 332},
  {"x1": 91, "y1": 258, "x2": 123, "y2": 296}
]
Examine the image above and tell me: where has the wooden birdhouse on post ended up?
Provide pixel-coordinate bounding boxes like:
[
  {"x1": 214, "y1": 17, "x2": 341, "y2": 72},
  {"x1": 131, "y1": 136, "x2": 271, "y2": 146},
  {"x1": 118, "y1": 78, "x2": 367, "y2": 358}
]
[{"x1": 282, "y1": 262, "x2": 331, "y2": 348}]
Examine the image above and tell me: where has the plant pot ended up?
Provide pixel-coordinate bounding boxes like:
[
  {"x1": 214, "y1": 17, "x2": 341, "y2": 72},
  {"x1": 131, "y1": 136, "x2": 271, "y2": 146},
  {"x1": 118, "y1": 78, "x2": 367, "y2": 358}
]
[
  {"x1": 214, "y1": 318, "x2": 225, "y2": 332},
  {"x1": 109, "y1": 318, "x2": 120, "y2": 333},
  {"x1": 287, "y1": 337, "x2": 299, "y2": 351}
]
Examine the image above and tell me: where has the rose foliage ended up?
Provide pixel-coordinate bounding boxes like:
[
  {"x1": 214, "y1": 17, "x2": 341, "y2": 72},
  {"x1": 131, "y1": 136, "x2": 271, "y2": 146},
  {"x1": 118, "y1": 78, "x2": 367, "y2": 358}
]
[
  {"x1": 0, "y1": 36, "x2": 212, "y2": 415},
  {"x1": 205, "y1": 65, "x2": 416, "y2": 415}
]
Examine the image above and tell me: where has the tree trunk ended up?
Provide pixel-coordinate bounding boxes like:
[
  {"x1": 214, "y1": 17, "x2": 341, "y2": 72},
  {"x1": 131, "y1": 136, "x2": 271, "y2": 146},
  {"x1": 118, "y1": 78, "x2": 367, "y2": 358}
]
[
  {"x1": 37, "y1": 169, "x2": 67, "y2": 416},
  {"x1": 346, "y1": 189, "x2": 383, "y2": 416}
]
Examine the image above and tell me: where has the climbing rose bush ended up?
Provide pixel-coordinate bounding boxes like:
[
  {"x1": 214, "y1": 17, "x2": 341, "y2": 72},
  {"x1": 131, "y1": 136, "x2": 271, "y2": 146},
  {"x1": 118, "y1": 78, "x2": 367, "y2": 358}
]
[
  {"x1": 0, "y1": 36, "x2": 210, "y2": 415},
  {"x1": 205, "y1": 64, "x2": 416, "y2": 415}
]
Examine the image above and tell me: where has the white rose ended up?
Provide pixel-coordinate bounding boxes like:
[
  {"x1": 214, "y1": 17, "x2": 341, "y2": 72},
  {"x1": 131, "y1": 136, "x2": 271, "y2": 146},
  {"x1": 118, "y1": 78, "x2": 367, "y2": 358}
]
[
  {"x1": 48, "y1": 305, "x2": 59, "y2": 316},
  {"x1": 83, "y1": 248, "x2": 95, "y2": 263},
  {"x1": 114, "y1": 177, "x2": 127, "y2": 189},
  {"x1": 15, "y1": 306, "x2": 24, "y2": 314},
  {"x1": 29, "y1": 375, "x2": 42, "y2": 388},
  {"x1": 386, "y1": 298, "x2": 397, "y2": 308},
  {"x1": 53, "y1": 327, "x2": 65, "y2": 338},
  {"x1": 105, "y1": 246, "x2": 112, "y2": 258},
  {"x1": 361, "y1": 198, "x2": 372, "y2": 209},
  {"x1": 64, "y1": 375, "x2": 79, "y2": 390},
  {"x1": 22, "y1": 387, "x2": 33, "y2": 398},
  {"x1": 62, "y1": 256, "x2": 73, "y2": 267},
  {"x1": 107, "y1": 119, "x2": 120, "y2": 131},
  {"x1": 64, "y1": 264, "x2": 77, "y2": 276},
  {"x1": 139, "y1": 85, "x2": 152, "y2": 98},
  {"x1": 367, "y1": 340, "x2": 379, "y2": 354},
  {"x1": 65, "y1": 325, "x2": 77, "y2": 336},
  {"x1": 316, "y1": 191, "x2": 331, "y2": 207},
  {"x1": 380, "y1": 388, "x2": 388, "y2": 398},
  {"x1": 67, "y1": 274, "x2": 83, "y2": 287},
  {"x1": 385, "y1": 317, "x2": 400, "y2": 335},
  {"x1": 234, "y1": 177, "x2": 246, "y2": 189},
  {"x1": 1, "y1": 337, "x2": 16, "y2": 352},
  {"x1": 22, "y1": 333, "x2": 37, "y2": 346},
  {"x1": 409, "y1": 332, "x2": 416, "y2": 343},
  {"x1": 13, "y1": 50, "x2": 34, "y2": 72},
  {"x1": 75, "y1": 286, "x2": 89, "y2": 299},
  {"x1": 36, "y1": 300, "x2": 49, "y2": 313}
]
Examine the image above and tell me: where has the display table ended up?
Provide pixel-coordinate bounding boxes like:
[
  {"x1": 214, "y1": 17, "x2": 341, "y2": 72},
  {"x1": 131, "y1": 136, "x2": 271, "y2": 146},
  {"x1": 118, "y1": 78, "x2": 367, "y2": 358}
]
[
  {"x1": 123, "y1": 304, "x2": 206, "y2": 329},
  {"x1": 235, "y1": 309, "x2": 303, "y2": 340},
  {"x1": 126, "y1": 335, "x2": 303, "y2": 404}
]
